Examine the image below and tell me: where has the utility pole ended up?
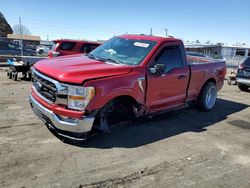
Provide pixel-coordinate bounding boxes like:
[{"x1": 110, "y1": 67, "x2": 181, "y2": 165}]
[
  {"x1": 150, "y1": 28, "x2": 153, "y2": 36},
  {"x1": 19, "y1": 17, "x2": 23, "y2": 56},
  {"x1": 164, "y1": 28, "x2": 168, "y2": 37}
]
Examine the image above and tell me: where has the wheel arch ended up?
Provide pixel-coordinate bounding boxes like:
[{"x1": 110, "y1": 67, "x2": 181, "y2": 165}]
[
  {"x1": 205, "y1": 77, "x2": 216, "y2": 86},
  {"x1": 199, "y1": 77, "x2": 217, "y2": 94}
]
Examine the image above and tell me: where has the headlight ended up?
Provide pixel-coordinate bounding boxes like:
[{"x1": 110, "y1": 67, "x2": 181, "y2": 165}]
[{"x1": 67, "y1": 86, "x2": 95, "y2": 110}]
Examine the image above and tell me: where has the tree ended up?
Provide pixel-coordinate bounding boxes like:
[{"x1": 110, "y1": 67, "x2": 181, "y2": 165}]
[
  {"x1": 12, "y1": 24, "x2": 31, "y2": 35},
  {"x1": 0, "y1": 12, "x2": 13, "y2": 37}
]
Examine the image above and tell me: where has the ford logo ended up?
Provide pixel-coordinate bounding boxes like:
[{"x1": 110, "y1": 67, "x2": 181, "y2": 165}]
[{"x1": 35, "y1": 81, "x2": 42, "y2": 89}]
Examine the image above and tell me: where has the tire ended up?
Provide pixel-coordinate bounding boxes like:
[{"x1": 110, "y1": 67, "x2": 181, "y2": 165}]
[
  {"x1": 22, "y1": 72, "x2": 27, "y2": 79},
  {"x1": 28, "y1": 72, "x2": 32, "y2": 81},
  {"x1": 7, "y1": 72, "x2": 12, "y2": 79},
  {"x1": 38, "y1": 49, "x2": 44, "y2": 54},
  {"x1": 13, "y1": 72, "x2": 18, "y2": 81},
  {"x1": 93, "y1": 98, "x2": 135, "y2": 132},
  {"x1": 238, "y1": 84, "x2": 249, "y2": 92},
  {"x1": 196, "y1": 82, "x2": 217, "y2": 111}
]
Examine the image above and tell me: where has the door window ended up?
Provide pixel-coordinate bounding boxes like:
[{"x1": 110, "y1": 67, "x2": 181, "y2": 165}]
[
  {"x1": 81, "y1": 44, "x2": 99, "y2": 54},
  {"x1": 155, "y1": 45, "x2": 183, "y2": 72}
]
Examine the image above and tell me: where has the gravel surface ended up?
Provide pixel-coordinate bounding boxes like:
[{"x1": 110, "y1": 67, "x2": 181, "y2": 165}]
[{"x1": 0, "y1": 68, "x2": 250, "y2": 188}]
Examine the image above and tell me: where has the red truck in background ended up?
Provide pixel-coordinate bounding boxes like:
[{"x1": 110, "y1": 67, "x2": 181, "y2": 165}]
[
  {"x1": 29, "y1": 35, "x2": 226, "y2": 141},
  {"x1": 48, "y1": 39, "x2": 101, "y2": 58}
]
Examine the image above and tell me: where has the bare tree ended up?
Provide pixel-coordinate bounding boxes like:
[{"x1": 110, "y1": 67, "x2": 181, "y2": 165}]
[
  {"x1": 0, "y1": 12, "x2": 13, "y2": 37},
  {"x1": 12, "y1": 24, "x2": 31, "y2": 35}
]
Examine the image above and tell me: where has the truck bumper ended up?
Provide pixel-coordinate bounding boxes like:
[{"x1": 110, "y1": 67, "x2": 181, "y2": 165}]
[
  {"x1": 236, "y1": 78, "x2": 250, "y2": 86},
  {"x1": 29, "y1": 94, "x2": 95, "y2": 140}
]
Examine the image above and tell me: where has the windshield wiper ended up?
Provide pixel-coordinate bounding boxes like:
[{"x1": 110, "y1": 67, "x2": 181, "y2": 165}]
[
  {"x1": 101, "y1": 58, "x2": 124, "y2": 65},
  {"x1": 87, "y1": 53, "x2": 101, "y2": 60},
  {"x1": 88, "y1": 54, "x2": 124, "y2": 65}
]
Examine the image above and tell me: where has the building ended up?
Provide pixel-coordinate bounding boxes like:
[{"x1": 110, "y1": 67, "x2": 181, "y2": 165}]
[
  {"x1": 7, "y1": 34, "x2": 41, "y2": 46},
  {"x1": 185, "y1": 42, "x2": 250, "y2": 59},
  {"x1": 221, "y1": 44, "x2": 250, "y2": 58}
]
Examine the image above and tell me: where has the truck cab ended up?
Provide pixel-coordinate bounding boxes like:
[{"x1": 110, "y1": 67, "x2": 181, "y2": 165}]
[{"x1": 48, "y1": 39, "x2": 101, "y2": 58}]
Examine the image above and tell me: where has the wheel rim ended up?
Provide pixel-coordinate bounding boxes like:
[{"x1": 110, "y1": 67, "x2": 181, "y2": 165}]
[{"x1": 205, "y1": 86, "x2": 217, "y2": 109}]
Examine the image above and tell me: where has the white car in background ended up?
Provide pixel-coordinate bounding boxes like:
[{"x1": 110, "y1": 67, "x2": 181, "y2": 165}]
[{"x1": 36, "y1": 45, "x2": 51, "y2": 55}]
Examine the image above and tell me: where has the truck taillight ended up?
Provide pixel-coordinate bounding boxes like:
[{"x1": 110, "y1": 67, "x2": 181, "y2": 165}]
[
  {"x1": 48, "y1": 51, "x2": 52, "y2": 58},
  {"x1": 220, "y1": 68, "x2": 226, "y2": 77}
]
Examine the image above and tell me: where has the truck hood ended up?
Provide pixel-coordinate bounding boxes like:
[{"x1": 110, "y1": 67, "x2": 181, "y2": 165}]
[{"x1": 34, "y1": 54, "x2": 133, "y2": 84}]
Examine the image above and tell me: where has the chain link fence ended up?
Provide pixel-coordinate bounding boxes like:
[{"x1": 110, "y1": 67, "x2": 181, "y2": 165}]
[{"x1": 224, "y1": 56, "x2": 246, "y2": 68}]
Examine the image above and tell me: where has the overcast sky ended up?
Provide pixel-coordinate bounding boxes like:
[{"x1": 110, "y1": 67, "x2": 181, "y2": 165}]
[{"x1": 1, "y1": 0, "x2": 249, "y2": 45}]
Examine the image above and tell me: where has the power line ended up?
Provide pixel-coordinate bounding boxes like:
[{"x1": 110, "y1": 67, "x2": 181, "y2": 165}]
[{"x1": 7, "y1": 17, "x2": 143, "y2": 34}]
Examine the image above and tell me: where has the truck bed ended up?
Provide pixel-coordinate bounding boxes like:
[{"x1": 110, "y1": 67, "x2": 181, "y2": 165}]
[
  {"x1": 187, "y1": 55, "x2": 223, "y2": 65},
  {"x1": 186, "y1": 57, "x2": 226, "y2": 102}
]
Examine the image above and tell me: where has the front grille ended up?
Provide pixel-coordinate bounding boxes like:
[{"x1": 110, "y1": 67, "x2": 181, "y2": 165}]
[{"x1": 32, "y1": 72, "x2": 57, "y2": 103}]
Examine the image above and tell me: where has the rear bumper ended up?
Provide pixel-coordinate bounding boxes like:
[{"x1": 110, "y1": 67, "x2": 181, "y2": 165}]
[
  {"x1": 236, "y1": 77, "x2": 250, "y2": 86},
  {"x1": 29, "y1": 94, "x2": 95, "y2": 140}
]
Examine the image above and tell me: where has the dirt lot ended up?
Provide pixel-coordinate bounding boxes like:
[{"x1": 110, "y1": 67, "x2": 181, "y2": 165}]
[{"x1": 0, "y1": 68, "x2": 250, "y2": 188}]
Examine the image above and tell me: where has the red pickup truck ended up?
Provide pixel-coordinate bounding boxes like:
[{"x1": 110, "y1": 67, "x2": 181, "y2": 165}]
[
  {"x1": 29, "y1": 35, "x2": 226, "y2": 141},
  {"x1": 48, "y1": 39, "x2": 101, "y2": 58}
]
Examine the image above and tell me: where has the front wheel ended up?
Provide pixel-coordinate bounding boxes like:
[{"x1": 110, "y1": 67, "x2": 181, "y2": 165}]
[
  {"x1": 196, "y1": 82, "x2": 217, "y2": 111},
  {"x1": 93, "y1": 98, "x2": 136, "y2": 133}
]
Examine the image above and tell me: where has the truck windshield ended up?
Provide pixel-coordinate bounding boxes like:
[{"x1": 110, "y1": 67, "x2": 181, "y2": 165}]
[{"x1": 89, "y1": 37, "x2": 157, "y2": 65}]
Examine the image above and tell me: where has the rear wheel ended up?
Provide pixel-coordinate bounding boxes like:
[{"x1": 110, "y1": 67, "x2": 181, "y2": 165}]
[
  {"x1": 238, "y1": 84, "x2": 249, "y2": 92},
  {"x1": 196, "y1": 82, "x2": 217, "y2": 111}
]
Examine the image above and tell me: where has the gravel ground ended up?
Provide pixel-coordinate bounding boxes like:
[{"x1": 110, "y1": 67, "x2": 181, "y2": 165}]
[{"x1": 0, "y1": 68, "x2": 250, "y2": 188}]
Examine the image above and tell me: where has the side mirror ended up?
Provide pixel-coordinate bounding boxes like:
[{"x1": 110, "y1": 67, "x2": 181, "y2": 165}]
[{"x1": 150, "y1": 64, "x2": 166, "y2": 75}]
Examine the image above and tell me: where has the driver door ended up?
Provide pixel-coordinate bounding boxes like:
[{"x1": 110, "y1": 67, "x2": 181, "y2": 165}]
[{"x1": 146, "y1": 42, "x2": 190, "y2": 112}]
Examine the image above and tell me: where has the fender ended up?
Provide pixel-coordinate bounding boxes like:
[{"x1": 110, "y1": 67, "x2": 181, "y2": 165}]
[{"x1": 85, "y1": 72, "x2": 146, "y2": 110}]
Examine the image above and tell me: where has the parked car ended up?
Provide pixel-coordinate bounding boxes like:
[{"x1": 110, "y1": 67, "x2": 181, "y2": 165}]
[
  {"x1": 0, "y1": 41, "x2": 36, "y2": 56},
  {"x1": 29, "y1": 35, "x2": 226, "y2": 141},
  {"x1": 24, "y1": 45, "x2": 37, "y2": 51},
  {"x1": 36, "y1": 45, "x2": 51, "y2": 55},
  {"x1": 236, "y1": 57, "x2": 250, "y2": 91},
  {"x1": 47, "y1": 39, "x2": 101, "y2": 58}
]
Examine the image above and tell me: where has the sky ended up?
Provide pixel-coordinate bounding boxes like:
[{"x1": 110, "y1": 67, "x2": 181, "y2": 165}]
[{"x1": 1, "y1": 0, "x2": 249, "y2": 45}]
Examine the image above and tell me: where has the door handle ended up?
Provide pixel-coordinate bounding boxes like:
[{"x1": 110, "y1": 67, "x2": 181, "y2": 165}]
[{"x1": 178, "y1": 75, "x2": 187, "y2": 79}]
